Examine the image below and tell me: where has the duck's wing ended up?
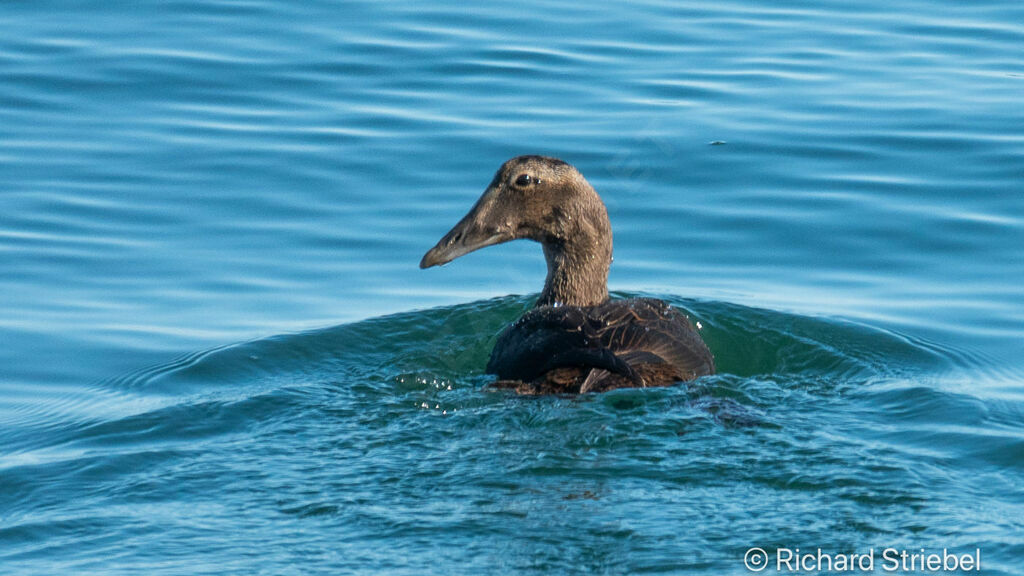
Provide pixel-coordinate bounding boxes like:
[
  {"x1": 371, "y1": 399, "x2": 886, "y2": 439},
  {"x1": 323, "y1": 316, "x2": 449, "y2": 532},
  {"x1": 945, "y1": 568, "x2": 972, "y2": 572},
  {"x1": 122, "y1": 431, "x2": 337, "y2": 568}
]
[
  {"x1": 589, "y1": 298, "x2": 715, "y2": 381},
  {"x1": 486, "y1": 298, "x2": 714, "y2": 388}
]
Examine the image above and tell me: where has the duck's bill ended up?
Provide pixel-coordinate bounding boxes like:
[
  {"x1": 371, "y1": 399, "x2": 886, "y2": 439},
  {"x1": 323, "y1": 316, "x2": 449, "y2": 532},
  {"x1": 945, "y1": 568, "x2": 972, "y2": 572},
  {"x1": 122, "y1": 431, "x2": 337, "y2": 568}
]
[{"x1": 419, "y1": 219, "x2": 512, "y2": 269}]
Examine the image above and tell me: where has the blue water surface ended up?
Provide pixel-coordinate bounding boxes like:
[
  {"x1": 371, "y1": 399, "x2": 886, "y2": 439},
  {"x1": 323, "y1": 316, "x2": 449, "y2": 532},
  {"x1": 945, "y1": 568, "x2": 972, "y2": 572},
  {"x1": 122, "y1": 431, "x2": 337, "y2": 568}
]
[{"x1": 2, "y1": 1, "x2": 1023, "y2": 574}]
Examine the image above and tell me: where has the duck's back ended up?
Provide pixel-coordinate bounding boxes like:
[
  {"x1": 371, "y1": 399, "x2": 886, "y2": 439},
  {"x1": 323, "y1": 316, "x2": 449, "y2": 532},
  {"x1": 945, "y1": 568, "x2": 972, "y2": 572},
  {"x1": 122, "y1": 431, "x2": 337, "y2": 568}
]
[{"x1": 487, "y1": 298, "x2": 714, "y2": 394}]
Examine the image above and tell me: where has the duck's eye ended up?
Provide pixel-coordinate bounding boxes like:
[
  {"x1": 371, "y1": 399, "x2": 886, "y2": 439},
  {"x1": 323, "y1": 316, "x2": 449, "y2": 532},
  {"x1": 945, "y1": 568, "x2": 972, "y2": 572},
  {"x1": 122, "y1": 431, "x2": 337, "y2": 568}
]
[{"x1": 514, "y1": 174, "x2": 534, "y2": 187}]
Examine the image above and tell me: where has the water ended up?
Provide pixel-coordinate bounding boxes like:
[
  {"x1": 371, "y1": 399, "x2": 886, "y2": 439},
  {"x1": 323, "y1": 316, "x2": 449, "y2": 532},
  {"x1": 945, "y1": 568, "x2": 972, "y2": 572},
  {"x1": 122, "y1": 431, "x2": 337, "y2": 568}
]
[{"x1": 2, "y1": 0, "x2": 1023, "y2": 574}]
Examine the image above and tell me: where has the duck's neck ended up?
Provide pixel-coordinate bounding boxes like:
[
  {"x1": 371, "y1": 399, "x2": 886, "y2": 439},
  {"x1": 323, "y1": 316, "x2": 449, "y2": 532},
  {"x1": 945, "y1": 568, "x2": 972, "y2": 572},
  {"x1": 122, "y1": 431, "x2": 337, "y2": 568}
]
[{"x1": 536, "y1": 205, "x2": 612, "y2": 308}]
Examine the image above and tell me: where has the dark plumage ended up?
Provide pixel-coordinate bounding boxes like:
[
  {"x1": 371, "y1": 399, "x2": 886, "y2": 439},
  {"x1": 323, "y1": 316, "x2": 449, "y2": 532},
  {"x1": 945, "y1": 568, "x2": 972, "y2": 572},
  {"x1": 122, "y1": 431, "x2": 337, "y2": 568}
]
[{"x1": 420, "y1": 155, "x2": 714, "y2": 393}]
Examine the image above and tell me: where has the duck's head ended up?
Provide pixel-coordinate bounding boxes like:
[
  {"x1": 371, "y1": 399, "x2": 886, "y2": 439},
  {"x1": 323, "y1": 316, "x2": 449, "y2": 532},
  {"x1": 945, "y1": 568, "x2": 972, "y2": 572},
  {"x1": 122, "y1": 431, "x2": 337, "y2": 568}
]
[
  {"x1": 420, "y1": 155, "x2": 613, "y2": 307},
  {"x1": 420, "y1": 155, "x2": 607, "y2": 268}
]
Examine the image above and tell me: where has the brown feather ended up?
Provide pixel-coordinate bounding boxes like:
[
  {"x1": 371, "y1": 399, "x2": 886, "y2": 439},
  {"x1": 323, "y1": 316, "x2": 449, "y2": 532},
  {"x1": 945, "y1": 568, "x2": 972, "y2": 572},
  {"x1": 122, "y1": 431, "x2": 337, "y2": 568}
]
[{"x1": 487, "y1": 298, "x2": 714, "y2": 394}]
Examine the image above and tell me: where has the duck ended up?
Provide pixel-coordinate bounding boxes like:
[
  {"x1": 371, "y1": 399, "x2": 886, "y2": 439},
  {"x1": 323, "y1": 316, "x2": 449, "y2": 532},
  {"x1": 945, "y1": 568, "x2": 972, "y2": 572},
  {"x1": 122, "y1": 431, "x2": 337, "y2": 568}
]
[{"x1": 420, "y1": 155, "x2": 714, "y2": 394}]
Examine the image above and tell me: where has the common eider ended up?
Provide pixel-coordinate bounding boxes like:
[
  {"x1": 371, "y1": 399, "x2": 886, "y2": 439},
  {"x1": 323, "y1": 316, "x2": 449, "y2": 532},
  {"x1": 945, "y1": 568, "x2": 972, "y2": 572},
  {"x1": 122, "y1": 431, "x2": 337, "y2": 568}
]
[{"x1": 420, "y1": 155, "x2": 714, "y2": 394}]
